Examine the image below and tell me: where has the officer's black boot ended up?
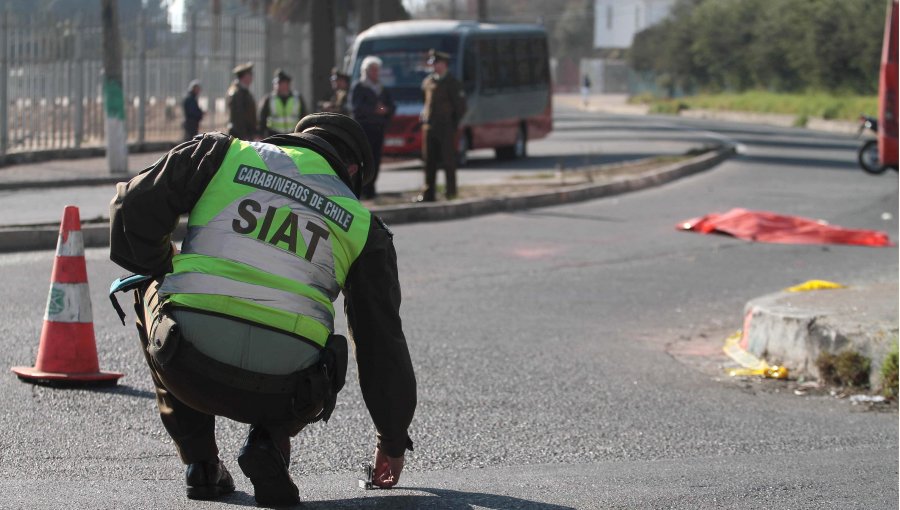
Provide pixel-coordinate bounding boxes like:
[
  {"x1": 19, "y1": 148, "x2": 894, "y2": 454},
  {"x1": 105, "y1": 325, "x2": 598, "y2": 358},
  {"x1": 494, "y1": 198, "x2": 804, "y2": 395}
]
[
  {"x1": 238, "y1": 426, "x2": 300, "y2": 507},
  {"x1": 185, "y1": 458, "x2": 235, "y2": 500}
]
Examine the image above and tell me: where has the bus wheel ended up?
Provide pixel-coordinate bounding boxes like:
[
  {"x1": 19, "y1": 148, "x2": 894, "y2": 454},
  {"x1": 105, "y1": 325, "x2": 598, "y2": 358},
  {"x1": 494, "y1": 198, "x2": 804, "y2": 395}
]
[
  {"x1": 513, "y1": 124, "x2": 527, "y2": 158},
  {"x1": 495, "y1": 125, "x2": 527, "y2": 160},
  {"x1": 457, "y1": 132, "x2": 470, "y2": 167}
]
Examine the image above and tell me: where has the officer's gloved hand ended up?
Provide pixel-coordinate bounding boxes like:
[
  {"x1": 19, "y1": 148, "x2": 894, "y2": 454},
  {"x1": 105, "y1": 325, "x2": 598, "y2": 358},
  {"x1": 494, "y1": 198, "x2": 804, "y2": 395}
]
[{"x1": 372, "y1": 447, "x2": 404, "y2": 488}]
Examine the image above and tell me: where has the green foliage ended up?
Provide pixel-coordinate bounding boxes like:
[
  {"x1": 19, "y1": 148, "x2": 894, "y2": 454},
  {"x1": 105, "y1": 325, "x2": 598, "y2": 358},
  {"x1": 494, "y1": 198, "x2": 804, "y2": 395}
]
[
  {"x1": 816, "y1": 350, "x2": 871, "y2": 388},
  {"x1": 628, "y1": 0, "x2": 889, "y2": 95},
  {"x1": 553, "y1": 0, "x2": 595, "y2": 61},
  {"x1": 638, "y1": 90, "x2": 877, "y2": 122},
  {"x1": 881, "y1": 341, "x2": 899, "y2": 399}
]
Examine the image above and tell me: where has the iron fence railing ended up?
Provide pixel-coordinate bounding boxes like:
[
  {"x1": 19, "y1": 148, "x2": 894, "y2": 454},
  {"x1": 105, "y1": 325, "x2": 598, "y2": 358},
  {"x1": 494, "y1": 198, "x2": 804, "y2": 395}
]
[{"x1": 0, "y1": 9, "x2": 310, "y2": 157}]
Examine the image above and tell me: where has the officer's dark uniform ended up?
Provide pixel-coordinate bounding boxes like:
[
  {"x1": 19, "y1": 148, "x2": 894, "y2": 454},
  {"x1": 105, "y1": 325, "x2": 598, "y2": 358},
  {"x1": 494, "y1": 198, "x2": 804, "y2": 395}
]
[
  {"x1": 109, "y1": 114, "x2": 416, "y2": 506},
  {"x1": 226, "y1": 62, "x2": 257, "y2": 139},
  {"x1": 320, "y1": 68, "x2": 351, "y2": 115},
  {"x1": 420, "y1": 49, "x2": 467, "y2": 201}
]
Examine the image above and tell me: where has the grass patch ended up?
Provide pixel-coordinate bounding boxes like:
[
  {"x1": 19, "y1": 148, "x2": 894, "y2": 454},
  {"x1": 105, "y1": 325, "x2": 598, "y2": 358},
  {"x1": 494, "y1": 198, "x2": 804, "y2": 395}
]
[
  {"x1": 881, "y1": 340, "x2": 899, "y2": 399},
  {"x1": 633, "y1": 90, "x2": 878, "y2": 122},
  {"x1": 816, "y1": 350, "x2": 871, "y2": 388}
]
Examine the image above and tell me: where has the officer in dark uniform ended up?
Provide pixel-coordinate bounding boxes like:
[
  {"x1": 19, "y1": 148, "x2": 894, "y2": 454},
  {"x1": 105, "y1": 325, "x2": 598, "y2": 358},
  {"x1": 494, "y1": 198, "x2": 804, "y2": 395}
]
[
  {"x1": 226, "y1": 62, "x2": 258, "y2": 140},
  {"x1": 319, "y1": 67, "x2": 351, "y2": 115},
  {"x1": 109, "y1": 113, "x2": 416, "y2": 506},
  {"x1": 418, "y1": 49, "x2": 467, "y2": 202}
]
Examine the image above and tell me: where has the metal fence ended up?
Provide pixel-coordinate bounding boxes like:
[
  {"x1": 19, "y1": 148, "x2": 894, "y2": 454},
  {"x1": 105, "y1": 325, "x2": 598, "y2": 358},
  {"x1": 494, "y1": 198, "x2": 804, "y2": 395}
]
[{"x1": 0, "y1": 9, "x2": 310, "y2": 157}]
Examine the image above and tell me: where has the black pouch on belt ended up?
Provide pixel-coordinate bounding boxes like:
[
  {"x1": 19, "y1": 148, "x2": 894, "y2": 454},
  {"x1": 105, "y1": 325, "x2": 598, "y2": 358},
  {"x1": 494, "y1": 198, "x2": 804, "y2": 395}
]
[
  {"x1": 293, "y1": 334, "x2": 348, "y2": 423},
  {"x1": 147, "y1": 309, "x2": 181, "y2": 369}
]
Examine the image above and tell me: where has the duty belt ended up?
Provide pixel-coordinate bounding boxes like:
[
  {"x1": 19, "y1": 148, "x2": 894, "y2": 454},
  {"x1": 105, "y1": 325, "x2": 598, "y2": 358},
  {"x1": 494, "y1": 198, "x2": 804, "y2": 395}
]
[{"x1": 174, "y1": 339, "x2": 310, "y2": 395}]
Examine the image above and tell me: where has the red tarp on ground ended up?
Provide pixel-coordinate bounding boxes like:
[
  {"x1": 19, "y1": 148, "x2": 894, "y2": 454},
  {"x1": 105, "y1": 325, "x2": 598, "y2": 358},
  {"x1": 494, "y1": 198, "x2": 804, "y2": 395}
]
[{"x1": 677, "y1": 208, "x2": 892, "y2": 247}]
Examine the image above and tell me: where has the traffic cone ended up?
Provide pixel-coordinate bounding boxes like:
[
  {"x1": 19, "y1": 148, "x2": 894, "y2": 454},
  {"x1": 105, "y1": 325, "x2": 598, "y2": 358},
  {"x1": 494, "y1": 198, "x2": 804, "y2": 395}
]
[{"x1": 12, "y1": 206, "x2": 123, "y2": 386}]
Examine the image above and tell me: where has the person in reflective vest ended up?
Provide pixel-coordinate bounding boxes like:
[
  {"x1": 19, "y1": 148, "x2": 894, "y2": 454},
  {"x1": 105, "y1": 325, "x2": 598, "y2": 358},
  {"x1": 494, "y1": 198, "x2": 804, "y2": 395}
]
[
  {"x1": 259, "y1": 69, "x2": 307, "y2": 137},
  {"x1": 109, "y1": 113, "x2": 416, "y2": 506}
]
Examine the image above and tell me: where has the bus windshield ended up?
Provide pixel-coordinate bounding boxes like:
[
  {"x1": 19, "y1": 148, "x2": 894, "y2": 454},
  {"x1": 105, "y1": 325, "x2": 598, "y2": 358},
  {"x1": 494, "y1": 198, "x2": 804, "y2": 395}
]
[{"x1": 354, "y1": 35, "x2": 459, "y2": 101}]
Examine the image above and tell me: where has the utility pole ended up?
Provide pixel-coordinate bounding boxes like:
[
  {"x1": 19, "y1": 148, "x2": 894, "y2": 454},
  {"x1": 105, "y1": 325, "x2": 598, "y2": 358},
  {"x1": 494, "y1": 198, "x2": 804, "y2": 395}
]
[
  {"x1": 477, "y1": 0, "x2": 488, "y2": 21},
  {"x1": 309, "y1": 0, "x2": 336, "y2": 104},
  {"x1": 100, "y1": 0, "x2": 127, "y2": 174}
]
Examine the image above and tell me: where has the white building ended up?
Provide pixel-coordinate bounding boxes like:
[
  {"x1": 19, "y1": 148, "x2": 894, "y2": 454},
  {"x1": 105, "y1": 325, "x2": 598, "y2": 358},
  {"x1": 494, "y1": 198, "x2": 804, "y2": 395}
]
[{"x1": 593, "y1": 0, "x2": 675, "y2": 49}]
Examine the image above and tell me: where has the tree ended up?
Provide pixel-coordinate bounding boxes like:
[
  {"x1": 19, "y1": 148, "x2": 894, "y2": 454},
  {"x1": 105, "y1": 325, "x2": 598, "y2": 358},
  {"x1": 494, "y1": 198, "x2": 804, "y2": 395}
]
[
  {"x1": 101, "y1": 0, "x2": 128, "y2": 174},
  {"x1": 552, "y1": 0, "x2": 594, "y2": 63},
  {"x1": 628, "y1": 0, "x2": 886, "y2": 95}
]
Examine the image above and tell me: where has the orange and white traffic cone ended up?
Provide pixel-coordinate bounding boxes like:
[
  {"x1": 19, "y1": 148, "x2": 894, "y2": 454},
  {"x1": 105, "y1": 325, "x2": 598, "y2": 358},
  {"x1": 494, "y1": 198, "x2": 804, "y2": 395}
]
[{"x1": 12, "y1": 206, "x2": 123, "y2": 386}]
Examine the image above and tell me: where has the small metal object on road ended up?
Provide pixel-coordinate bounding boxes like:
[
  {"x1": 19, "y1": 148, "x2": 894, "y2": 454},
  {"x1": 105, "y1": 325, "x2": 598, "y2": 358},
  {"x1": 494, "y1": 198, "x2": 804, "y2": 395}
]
[{"x1": 358, "y1": 464, "x2": 376, "y2": 490}]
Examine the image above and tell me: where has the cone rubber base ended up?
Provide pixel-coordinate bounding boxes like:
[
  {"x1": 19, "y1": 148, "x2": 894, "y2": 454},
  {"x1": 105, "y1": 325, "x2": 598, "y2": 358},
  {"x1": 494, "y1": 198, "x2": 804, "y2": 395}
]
[{"x1": 11, "y1": 366, "x2": 122, "y2": 388}]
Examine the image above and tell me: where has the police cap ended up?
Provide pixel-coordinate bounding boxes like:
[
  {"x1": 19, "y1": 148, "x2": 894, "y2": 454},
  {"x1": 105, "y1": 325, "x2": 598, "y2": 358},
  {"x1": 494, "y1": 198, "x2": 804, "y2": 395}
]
[
  {"x1": 426, "y1": 49, "x2": 450, "y2": 64},
  {"x1": 330, "y1": 67, "x2": 350, "y2": 82},
  {"x1": 232, "y1": 61, "x2": 253, "y2": 77},
  {"x1": 274, "y1": 68, "x2": 292, "y2": 82}
]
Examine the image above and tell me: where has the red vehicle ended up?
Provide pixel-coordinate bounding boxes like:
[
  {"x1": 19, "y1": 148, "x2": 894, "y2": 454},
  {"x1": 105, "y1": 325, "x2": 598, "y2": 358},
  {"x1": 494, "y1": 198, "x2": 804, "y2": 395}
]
[
  {"x1": 346, "y1": 20, "x2": 553, "y2": 165},
  {"x1": 878, "y1": 0, "x2": 898, "y2": 169}
]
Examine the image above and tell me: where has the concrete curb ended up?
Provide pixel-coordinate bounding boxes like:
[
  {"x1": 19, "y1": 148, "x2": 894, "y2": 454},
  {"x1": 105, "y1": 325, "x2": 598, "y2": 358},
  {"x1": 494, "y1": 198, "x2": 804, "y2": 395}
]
[
  {"x1": 0, "y1": 143, "x2": 736, "y2": 253},
  {"x1": 744, "y1": 282, "x2": 899, "y2": 388},
  {"x1": 375, "y1": 144, "x2": 735, "y2": 225}
]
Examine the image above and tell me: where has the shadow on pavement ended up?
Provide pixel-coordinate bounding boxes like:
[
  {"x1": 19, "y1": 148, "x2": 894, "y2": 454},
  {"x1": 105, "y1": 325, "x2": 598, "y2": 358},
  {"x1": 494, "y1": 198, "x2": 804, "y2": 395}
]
[
  {"x1": 736, "y1": 153, "x2": 856, "y2": 171},
  {"x1": 216, "y1": 487, "x2": 576, "y2": 509},
  {"x1": 514, "y1": 210, "x2": 625, "y2": 223},
  {"x1": 96, "y1": 384, "x2": 156, "y2": 400}
]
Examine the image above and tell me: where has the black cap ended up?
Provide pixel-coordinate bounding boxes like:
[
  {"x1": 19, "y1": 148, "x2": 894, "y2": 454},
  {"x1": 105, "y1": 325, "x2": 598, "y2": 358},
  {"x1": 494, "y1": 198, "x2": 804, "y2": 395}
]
[
  {"x1": 295, "y1": 113, "x2": 375, "y2": 196},
  {"x1": 427, "y1": 49, "x2": 450, "y2": 64},
  {"x1": 232, "y1": 61, "x2": 253, "y2": 77},
  {"x1": 274, "y1": 68, "x2": 291, "y2": 82},
  {"x1": 330, "y1": 67, "x2": 350, "y2": 81}
]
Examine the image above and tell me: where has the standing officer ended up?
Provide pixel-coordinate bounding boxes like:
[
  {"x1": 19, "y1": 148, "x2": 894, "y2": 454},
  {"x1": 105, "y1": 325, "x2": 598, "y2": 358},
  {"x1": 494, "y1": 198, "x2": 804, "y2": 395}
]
[
  {"x1": 182, "y1": 79, "x2": 204, "y2": 141},
  {"x1": 226, "y1": 61, "x2": 257, "y2": 140},
  {"x1": 109, "y1": 113, "x2": 417, "y2": 506},
  {"x1": 319, "y1": 67, "x2": 351, "y2": 115},
  {"x1": 259, "y1": 69, "x2": 308, "y2": 137},
  {"x1": 418, "y1": 49, "x2": 466, "y2": 202}
]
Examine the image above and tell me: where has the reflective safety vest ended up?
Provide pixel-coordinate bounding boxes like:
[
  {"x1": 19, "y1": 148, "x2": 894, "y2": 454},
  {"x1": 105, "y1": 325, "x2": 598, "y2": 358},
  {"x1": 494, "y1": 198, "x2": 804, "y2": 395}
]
[
  {"x1": 267, "y1": 95, "x2": 302, "y2": 133},
  {"x1": 159, "y1": 140, "x2": 371, "y2": 347}
]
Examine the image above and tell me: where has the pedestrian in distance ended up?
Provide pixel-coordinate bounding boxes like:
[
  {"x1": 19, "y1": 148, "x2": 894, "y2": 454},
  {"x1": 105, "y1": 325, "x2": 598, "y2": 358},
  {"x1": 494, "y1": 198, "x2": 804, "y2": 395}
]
[
  {"x1": 182, "y1": 79, "x2": 204, "y2": 141},
  {"x1": 226, "y1": 61, "x2": 258, "y2": 140},
  {"x1": 417, "y1": 49, "x2": 467, "y2": 202},
  {"x1": 259, "y1": 68, "x2": 308, "y2": 137},
  {"x1": 319, "y1": 67, "x2": 351, "y2": 115},
  {"x1": 351, "y1": 55, "x2": 395, "y2": 199},
  {"x1": 108, "y1": 113, "x2": 417, "y2": 506},
  {"x1": 581, "y1": 73, "x2": 592, "y2": 107}
]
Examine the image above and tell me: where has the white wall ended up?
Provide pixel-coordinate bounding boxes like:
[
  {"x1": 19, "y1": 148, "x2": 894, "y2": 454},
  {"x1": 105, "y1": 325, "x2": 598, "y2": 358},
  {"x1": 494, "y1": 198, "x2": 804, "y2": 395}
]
[{"x1": 593, "y1": 0, "x2": 674, "y2": 49}]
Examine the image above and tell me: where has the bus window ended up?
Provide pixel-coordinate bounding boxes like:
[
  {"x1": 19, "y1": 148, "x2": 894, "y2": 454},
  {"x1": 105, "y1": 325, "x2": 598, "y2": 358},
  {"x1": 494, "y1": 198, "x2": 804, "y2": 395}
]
[
  {"x1": 531, "y1": 38, "x2": 549, "y2": 85},
  {"x1": 463, "y1": 37, "x2": 478, "y2": 94},
  {"x1": 515, "y1": 38, "x2": 532, "y2": 88},
  {"x1": 353, "y1": 35, "x2": 459, "y2": 101},
  {"x1": 495, "y1": 38, "x2": 514, "y2": 90},
  {"x1": 479, "y1": 39, "x2": 497, "y2": 95}
]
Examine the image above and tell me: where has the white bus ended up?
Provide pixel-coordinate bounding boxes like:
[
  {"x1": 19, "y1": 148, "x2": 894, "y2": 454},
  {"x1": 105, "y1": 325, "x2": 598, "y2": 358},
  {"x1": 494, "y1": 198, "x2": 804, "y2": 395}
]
[{"x1": 347, "y1": 20, "x2": 553, "y2": 164}]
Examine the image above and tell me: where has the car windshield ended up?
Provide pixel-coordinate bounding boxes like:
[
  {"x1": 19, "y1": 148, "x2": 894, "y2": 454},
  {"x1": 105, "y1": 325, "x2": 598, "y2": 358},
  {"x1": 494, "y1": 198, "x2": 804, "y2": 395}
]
[{"x1": 354, "y1": 34, "x2": 459, "y2": 101}]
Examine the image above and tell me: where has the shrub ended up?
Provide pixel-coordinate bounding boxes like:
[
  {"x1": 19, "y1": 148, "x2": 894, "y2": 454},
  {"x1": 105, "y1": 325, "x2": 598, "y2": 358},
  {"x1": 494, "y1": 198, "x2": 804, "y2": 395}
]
[{"x1": 881, "y1": 341, "x2": 899, "y2": 399}]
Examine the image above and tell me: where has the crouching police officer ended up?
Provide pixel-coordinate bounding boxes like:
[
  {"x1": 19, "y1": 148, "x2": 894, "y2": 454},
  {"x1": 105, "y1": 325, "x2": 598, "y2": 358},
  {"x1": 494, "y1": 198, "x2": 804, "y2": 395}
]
[{"x1": 109, "y1": 113, "x2": 416, "y2": 506}]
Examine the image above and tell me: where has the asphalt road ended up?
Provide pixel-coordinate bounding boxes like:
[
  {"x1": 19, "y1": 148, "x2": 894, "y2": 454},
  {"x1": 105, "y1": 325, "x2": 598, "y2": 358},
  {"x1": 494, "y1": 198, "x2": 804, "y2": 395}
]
[{"x1": 0, "y1": 108, "x2": 896, "y2": 509}]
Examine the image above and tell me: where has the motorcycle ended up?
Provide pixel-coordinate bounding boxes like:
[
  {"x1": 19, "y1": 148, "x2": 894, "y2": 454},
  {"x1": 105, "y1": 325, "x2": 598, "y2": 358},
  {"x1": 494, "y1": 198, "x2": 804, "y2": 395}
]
[{"x1": 856, "y1": 114, "x2": 888, "y2": 175}]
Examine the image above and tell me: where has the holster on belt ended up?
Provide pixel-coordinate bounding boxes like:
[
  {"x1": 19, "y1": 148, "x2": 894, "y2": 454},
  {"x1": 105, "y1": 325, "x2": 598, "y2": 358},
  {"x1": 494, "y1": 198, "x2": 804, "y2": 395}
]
[
  {"x1": 148, "y1": 310, "x2": 181, "y2": 369},
  {"x1": 294, "y1": 334, "x2": 348, "y2": 424}
]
